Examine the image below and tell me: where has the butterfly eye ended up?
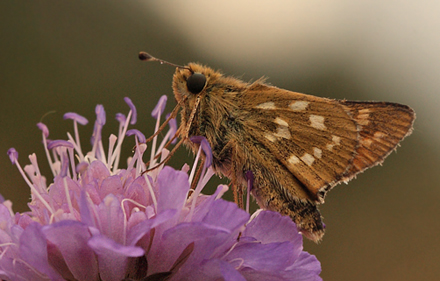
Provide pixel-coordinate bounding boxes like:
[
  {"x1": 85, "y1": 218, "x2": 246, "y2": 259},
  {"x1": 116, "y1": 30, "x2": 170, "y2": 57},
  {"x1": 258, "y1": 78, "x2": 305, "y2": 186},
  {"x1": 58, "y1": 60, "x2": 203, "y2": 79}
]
[{"x1": 186, "y1": 73, "x2": 207, "y2": 94}]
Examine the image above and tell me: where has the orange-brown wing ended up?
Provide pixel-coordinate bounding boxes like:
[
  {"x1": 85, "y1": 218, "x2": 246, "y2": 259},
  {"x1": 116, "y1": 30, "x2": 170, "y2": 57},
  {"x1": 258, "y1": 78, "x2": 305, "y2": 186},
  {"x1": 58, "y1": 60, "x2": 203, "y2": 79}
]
[{"x1": 239, "y1": 83, "x2": 414, "y2": 202}]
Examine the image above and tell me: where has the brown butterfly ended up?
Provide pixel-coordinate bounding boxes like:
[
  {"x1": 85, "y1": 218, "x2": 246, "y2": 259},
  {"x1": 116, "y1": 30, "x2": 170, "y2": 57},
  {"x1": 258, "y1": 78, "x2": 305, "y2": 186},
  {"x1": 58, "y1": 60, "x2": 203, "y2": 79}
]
[{"x1": 140, "y1": 52, "x2": 415, "y2": 242}]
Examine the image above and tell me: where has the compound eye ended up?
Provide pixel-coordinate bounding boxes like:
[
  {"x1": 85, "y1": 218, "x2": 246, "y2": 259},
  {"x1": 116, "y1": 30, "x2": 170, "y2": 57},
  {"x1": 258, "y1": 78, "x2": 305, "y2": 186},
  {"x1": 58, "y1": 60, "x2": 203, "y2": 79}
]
[{"x1": 186, "y1": 73, "x2": 206, "y2": 94}]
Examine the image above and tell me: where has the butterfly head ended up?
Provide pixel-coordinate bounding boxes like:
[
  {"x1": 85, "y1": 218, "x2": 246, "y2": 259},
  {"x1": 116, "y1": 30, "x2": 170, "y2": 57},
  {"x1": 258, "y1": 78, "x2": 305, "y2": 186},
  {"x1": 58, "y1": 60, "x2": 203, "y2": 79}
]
[
  {"x1": 172, "y1": 63, "x2": 224, "y2": 104},
  {"x1": 139, "y1": 51, "x2": 214, "y2": 107}
]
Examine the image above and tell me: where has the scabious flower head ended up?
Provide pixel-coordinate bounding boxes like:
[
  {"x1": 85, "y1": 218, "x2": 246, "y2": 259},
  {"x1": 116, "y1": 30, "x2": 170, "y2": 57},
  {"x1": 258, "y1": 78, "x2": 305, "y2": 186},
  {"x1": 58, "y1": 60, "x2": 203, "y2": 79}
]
[{"x1": 1, "y1": 97, "x2": 321, "y2": 280}]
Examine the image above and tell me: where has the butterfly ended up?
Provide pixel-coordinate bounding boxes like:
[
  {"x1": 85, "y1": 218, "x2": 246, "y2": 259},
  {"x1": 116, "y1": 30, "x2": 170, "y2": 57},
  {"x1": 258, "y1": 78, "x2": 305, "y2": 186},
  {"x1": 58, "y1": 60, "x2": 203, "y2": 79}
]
[{"x1": 140, "y1": 52, "x2": 415, "y2": 242}]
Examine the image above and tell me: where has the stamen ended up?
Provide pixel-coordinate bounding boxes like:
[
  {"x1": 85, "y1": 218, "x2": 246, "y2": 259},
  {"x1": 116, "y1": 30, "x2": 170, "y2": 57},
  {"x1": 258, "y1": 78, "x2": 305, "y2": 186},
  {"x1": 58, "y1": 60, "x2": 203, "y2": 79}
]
[
  {"x1": 67, "y1": 147, "x2": 77, "y2": 180},
  {"x1": 64, "y1": 112, "x2": 88, "y2": 160},
  {"x1": 63, "y1": 177, "x2": 74, "y2": 215},
  {"x1": 59, "y1": 148, "x2": 69, "y2": 177},
  {"x1": 149, "y1": 96, "x2": 168, "y2": 168},
  {"x1": 151, "y1": 95, "x2": 168, "y2": 119},
  {"x1": 187, "y1": 137, "x2": 215, "y2": 221},
  {"x1": 127, "y1": 130, "x2": 147, "y2": 176},
  {"x1": 111, "y1": 106, "x2": 133, "y2": 172},
  {"x1": 91, "y1": 104, "x2": 106, "y2": 162},
  {"x1": 66, "y1": 132, "x2": 85, "y2": 162},
  {"x1": 47, "y1": 141, "x2": 74, "y2": 177},
  {"x1": 63, "y1": 112, "x2": 89, "y2": 125},
  {"x1": 245, "y1": 171, "x2": 254, "y2": 214},
  {"x1": 143, "y1": 101, "x2": 182, "y2": 145},
  {"x1": 107, "y1": 134, "x2": 118, "y2": 170},
  {"x1": 155, "y1": 115, "x2": 177, "y2": 155},
  {"x1": 144, "y1": 138, "x2": 185, "y2": 172},
  {"x1": 144, "y1": 174, "x2": 157, "y2": 212},
  {"x1": 7, "y1": 149, "x2": 55, "y2": 215},
  {"x1": 121, "y1": 198, "x2": 147, "y2": 245},
  {"x1": 124, "y1": 97, "x2": 137, "y2": 125},
  {"x1": 135, "y1": 144, "x2": 147, "y2": 176},
  {"x1": 167, "y1": 115, "x2": 177, "y2": 144},
  {"x1": 214, "y1": 185, "x2": 229, "y2": 200},
  {"x1": 28, "y1": 153, "x2": 42, "y2": 179},
  {"x1": 231, "y1": 258, "x2": 245, "y2": 270},
  {"x1": 37, "y1": 123, "x2": 56, "y2": 177},
  {"x1": 126, "y1": 129, "x2": 146, "y2": 144},
  {"x1": 188, "y1": 145, "x2": 202, "y2": 184},
  {"x1": 47, "y1": 140, "x2": 74, "y2": 150},
  {"x1": 7, "y1": 148, "x2": 18, "y2": 165},
  {"x1": 116, "y1": 113, "x2": 126, "y2": 128},
  {"x1": 36, "y1": 122, "x2": 49, "y2": 138}
]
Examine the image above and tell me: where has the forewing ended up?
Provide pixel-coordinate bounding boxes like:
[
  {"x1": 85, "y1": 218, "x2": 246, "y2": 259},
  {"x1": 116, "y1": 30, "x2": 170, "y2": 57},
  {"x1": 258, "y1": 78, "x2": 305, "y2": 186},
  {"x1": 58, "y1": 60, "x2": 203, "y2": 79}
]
[
  {"x1": 240, "y1": 84, "x2": 359, "y2": 201},
  {"x1": 240, "y1": 83, "x2": 415, "y2": 202}
]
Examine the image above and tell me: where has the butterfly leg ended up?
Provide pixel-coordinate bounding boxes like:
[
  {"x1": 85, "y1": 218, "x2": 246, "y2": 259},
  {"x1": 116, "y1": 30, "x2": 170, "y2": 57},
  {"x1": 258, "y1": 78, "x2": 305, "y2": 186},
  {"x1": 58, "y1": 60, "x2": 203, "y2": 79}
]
[
  {"x1": 227, "y1": 140, "x2": 245, "y2": 209},
  {"x1": 212, "y1": 139, "x2": 246, "y2": 209}
]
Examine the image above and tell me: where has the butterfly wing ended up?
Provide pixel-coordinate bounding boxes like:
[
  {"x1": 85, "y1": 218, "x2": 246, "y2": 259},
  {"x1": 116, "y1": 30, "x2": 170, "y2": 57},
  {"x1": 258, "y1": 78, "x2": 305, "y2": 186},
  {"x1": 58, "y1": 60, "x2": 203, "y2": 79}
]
[
  {"x1": 240, "y1": 83, "x2": 415, "y2": 202},
  {"x1": 338, "y1": 100, "x2": 415, "y2": 180}
]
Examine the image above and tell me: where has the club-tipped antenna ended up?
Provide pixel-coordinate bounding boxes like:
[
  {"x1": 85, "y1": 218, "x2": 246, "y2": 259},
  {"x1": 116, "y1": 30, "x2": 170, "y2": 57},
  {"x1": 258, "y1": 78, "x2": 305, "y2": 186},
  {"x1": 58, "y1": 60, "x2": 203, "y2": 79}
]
[{"x1": 139, "y1": 51, "x2": 191, "y2": 72}]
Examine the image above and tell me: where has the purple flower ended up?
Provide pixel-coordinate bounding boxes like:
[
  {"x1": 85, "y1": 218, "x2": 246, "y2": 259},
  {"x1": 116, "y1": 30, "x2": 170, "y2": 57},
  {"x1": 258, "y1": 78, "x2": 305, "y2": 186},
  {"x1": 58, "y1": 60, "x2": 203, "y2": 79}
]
[{"x1": 1, "y1": 97, "x2": 321, "y2": 280}]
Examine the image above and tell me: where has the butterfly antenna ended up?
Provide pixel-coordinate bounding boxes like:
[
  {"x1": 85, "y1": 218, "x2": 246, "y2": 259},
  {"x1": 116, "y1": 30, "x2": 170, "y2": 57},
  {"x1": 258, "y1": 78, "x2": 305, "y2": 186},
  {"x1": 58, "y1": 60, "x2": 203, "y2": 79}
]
[{"x1": 139, "y1": 51, "x2": 192, "y2": 72}]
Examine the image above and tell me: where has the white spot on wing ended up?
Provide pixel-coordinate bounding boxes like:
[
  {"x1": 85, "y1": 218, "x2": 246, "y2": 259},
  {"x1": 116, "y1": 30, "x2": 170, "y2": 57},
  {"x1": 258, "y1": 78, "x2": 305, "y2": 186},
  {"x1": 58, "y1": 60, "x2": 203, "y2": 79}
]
[
  {"x1": 288, "y1": 155, "x2": 300, "y2": 165},
  {"x1": 357, "y1": 119, "x2": 369, "y2": 126},
  {"x1": 360, "y1": 138, "x2": 373, "y2": 147},
  {"x1": 310, "y1": 115, "x2": 326, "y2": 130},
  {"x1": 332, "y1": 135, "x2": 341, "y2": 145},
  {"x1": 327, "y1": 135, "x2": 341, "y2": 151},
  {"x1": 374, "y1": 131, "x2": 386, "y2": 138},
  {"x1": 313, "y1": 147, "x2": 322, "y2": 159},
  {"x1": 274, "y1": 117, "x2": 289, "y2": 127},
  {"x1": 256, "y1": 102, "x2": 276, "y2": 110},
  {"x1": 301, "y1": 153, "x2": 315, "y2": 166},
  {"x1": 265, "y1": 117, "x2": 291, "y2": 141},
  {"x1": 274, "y1": 126, "x2": 291, "y2": 139},
  {"x1": 264, "y1": 133, "x2": 277, "y2": 143},
  {"x1": 289, "y1": 101, "x2": 309, "y2": 111}
]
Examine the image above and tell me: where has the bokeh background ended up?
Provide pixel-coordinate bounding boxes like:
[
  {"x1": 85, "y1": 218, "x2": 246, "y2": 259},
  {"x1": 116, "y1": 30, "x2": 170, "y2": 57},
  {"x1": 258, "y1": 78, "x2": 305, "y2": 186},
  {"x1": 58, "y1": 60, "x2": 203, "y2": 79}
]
[{"x1": 1, "y1": 1, "x2": 439, "y2": 280}]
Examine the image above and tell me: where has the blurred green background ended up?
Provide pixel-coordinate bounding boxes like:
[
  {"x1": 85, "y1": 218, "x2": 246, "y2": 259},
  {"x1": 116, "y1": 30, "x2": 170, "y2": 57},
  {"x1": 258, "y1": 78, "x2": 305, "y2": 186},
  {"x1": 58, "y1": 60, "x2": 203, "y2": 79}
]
[{"x1": 1, "y1": 1, "x2": 439, "y2": 280}]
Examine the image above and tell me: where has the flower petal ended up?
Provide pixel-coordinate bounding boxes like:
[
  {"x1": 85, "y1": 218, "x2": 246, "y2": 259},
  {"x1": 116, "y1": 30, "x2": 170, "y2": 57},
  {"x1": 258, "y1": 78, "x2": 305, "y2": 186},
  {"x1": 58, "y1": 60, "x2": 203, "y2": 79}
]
[
  {"x1": 88, "y1": 235, "x2": 144, "y2": 281},
  {"x1": 220, "y1": 260, "x2": 247, "y2": 281},
  {"x1": 156, "y1": 166, "x2": 190, "y2": 214},
  {"x1": 148, "y1": 221, "x2": 230, "y2": 276},
  {"x1": 226, "y1": 241, "x2": 295, "y2": 271},
  {"x1": 284, "y1": 252, "x2": 322, "y2": 280},
  {"x1": 201, "y1": 199, "x2": 249, "y2": 231},
  {"x1": 19, "y1": 223, "x2": 65, "y2": 280},
  {"x1": 43, "y1": 220, "x2": 99, "y2": 281},
  {"x1": 126, "y1": 208, "x2": 176, "y2": 246},
  {"x1": 244, "y1": 210, "x2": 303, "y2": 245}
]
